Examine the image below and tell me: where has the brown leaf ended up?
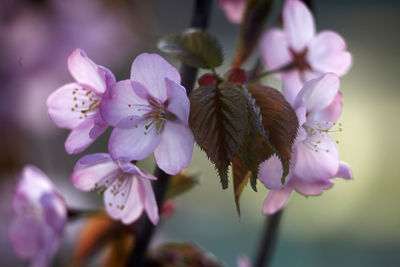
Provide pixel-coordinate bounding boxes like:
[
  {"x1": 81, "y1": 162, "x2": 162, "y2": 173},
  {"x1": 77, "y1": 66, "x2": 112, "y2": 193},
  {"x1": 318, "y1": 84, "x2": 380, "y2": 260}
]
[
  {"x1": 232, "y1": 0, "x2": 274, "y2": 67},
  {"x1": 232, "y1": 155, "x2": 250, "y2": 215},
  {"x1": 189, "y1": 83, "x2": 248, "y2": 188},
  {"x1": 166, "y1": 172, "x2": 199, "y2": 199}
]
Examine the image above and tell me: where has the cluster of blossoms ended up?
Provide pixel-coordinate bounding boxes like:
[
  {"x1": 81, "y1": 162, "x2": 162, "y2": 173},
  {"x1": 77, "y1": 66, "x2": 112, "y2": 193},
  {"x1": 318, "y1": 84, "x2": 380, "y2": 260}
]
[
  {"x1": 47, "y1": 50, "x2": 194, "y2": 225},
  {"x1": 258, "y1": 0, "x2": 353, "y2": 214}
]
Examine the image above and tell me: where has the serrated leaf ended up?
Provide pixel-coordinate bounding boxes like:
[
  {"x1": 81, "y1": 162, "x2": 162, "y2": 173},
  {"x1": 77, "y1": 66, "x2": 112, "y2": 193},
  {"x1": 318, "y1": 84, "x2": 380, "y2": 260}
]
[
  {"x1": 247, "y1": 84, "x2": 298, "y2": 182},
  {"x1": 233, "y1": 0, "x2": 274, "y2": 67},
  {"x1": 166, "y1": 172, "x2": 199, "y2": 199},
  {"x1": 158, "y1": 29, "x2": 223, "y2": 69},
  {"x1": 232, "y1": 155, "x2": 250, "y2": 215},
  {"x1": 189, "y1": 83, "x2": 248, "y2": 189}
]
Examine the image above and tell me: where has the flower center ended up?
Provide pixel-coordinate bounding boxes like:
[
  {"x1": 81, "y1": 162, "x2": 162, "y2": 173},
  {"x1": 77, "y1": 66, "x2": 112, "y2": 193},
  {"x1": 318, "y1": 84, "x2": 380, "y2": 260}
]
[
  {"x1": 302, "y1": 120, "x2": 342, "y2": 153},
  {"x1": 71, "y1": 87, "x2": 101, "y2": 120},
  {"x1": 289, "y1": 47, "x2": 312, "y2": 72}
]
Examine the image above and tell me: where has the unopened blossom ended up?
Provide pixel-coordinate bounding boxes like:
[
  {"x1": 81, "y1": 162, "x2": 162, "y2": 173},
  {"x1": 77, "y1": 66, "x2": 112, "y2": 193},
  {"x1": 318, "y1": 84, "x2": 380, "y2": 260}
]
[
  {"x1": 261, "y1": 0, "x2": 352, "y2": 104},
  {"x1": 9, "y1": 165, "x2": 67, "y2": 267},
  {"x1": 71, "y1": 153, "x2": 159, "y2": 225},
  {"x1": 259, "y1": 73, "x2": 353, "y2": 214},
  {"x1": 217, "y1": 0, "x2": 247, "y2": 24},
  {"x1": 101, "y1": 53, "x2": 194, "y2": 175},
  {"x1": 47, "y1": 49, "x2": 116, "y2": 154}
]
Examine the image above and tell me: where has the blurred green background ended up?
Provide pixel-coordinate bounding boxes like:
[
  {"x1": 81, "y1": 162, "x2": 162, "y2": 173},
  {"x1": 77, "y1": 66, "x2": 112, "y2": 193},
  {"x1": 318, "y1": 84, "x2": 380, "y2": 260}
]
[{"x1": 1, "y1": 0, "x2": 399, "y2": 266}]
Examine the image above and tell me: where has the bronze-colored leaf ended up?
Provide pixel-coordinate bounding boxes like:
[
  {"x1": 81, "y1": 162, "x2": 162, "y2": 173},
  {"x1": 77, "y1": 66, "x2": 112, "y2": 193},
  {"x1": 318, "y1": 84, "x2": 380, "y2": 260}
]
[
  {"x1": 158, "y1": 29, "x2": 223, "y2": 69},
  {"x1": 232, "y1": 155, "x2": 250, "y2": 215},
  {"x1": 146, "y1": 242, "x2": 223, "y2": 267},
  {"x1": 189, "y1": 83, "x2": 248, "y2": 189},
  {"x1": 247, "y1": 84, "x2": 298, "y2": 183},
  {"x1": 166, "y1": 172, "x2": 199, "y2": 199},
  {"x1": 232, "y1": 0, "x2": 274, "y2": 67}
]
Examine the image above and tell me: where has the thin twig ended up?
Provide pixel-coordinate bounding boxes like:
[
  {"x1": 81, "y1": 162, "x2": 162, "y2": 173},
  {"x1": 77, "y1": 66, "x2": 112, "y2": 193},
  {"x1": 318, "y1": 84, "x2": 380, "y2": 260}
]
[{"x1": 254, "y1": 210, "x2": 283, "y2": 267}]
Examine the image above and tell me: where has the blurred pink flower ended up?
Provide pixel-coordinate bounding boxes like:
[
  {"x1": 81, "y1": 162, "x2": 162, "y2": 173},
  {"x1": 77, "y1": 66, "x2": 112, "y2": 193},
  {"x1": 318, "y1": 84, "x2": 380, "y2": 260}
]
[
  {"x1": 259, "y1": 73, "x2": 353, "y2": 214},
  {"x1": 217, "y1": 0, "x2": 247, "y2": 24},
  {"x1": 9, "y1": 165, "x2": 67, "y2": 267},
  {"x1": 47, "y1": 49, "x2": 116, "y2": 154},
  {"x1": 261, "y1": 0, "x2": 352, "y2": 104},
  {"x1": 71, "y1": 153, "x2": 159, "y2": 225},
  {"x1": 237, "y1": 254, "x2": 252, "y2": 267},
  {"x1": 101, "y1": 53, "x2": 194, "y2": 175}
]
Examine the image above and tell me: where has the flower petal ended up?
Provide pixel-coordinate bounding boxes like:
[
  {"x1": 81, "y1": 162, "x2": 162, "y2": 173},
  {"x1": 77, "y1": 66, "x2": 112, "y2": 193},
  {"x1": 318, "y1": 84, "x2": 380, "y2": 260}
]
[
  {"x1": 47, "y1": 83, "x2": 100, "y2": 129},
  {"x1": 311, "y1": 92, "x2": 342, "y2": 123},
  {"x1": 16, "y1": 165, "x2": 53, "y2": 203},
  {"x1": 283, "y1": 0, "x2": 315, "y2": 52},
  {"x1": 108, "y1": 120, "x2": 161, "y2": 162},
  {"x1": 71, "y1": 153, "x2": 119, "y2": 191},
  {"x1": 154, "y1": 122, "x2": 194, "y2": 175},
  {"x1": 130, "y1": 53, "x2": 181, "y2": 102},
  {"x1": 281, "y1": 70, "x2": 304, "y2": 105},
  {"x1": 9, "y1": 218, "x2": 41, "y2": 259},
  {"x1": 89, "y1": 115, "x2": 108, "y2": 139},
  {"x1": 307, "y1": 31, "x2": 352, "y2": 76},
  {"x1": 98, "y1": 65, "x2": 117, "y2": 89},
  {"x1": 263, "y1": 187, "x2": 292, "y2": 215},
  {"x1": 40, "y1": 193, "x2": 67, "y2": 233},
  {"x1": 100, "y1": 80, "x2": 149, "y2": 127},
  {"x1": 336, "y1": 161, "x2": 353, "y2": 179},
  {"x1": 165, "y1": 78, "x2": 190, "y2": 123},
  {"x1": 218, "y1": 0, "x2": 246, "y2": 24},
  {"x1": 259, "y1": 155, "x2": 290, "y2": 190},
  {"x1": 137, "y1": 178, "x2": 159, "y2": 225},
  {"x1": 289, "y1": 176, "x2": 333, "y2": 196},
  {"x1": 293, "y1": 133, "x2": 339, "y2": 182},
  {"x1": 117, "y1": 161, "x2": 157, "y2": 180},
  {"x1": 65, "y1": 118, "x2": 96, "y2": 154},
  {"x1": 294, "y1": 73, "x2": 340, "y2": 115},
  {"x1": 67, "y1": 49, "x2": 106, "y2": 94},
  {"x1": 261, "y1": 29, "x2": 292, "y2": 70}
]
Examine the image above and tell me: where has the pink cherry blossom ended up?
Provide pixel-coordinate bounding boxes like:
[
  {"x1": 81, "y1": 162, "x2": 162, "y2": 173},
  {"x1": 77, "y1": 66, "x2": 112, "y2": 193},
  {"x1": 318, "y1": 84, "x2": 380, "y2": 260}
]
[
  {"x1": 9, "y1": 165, "x2": 67, "y2": 267},
  {"x1": 101, "y1": 53, "x2": 194, "y2": 175},
  {"x1": 217, "y1": 0, "x2": 247, "y2": 24},
  {"x1": 259, "y1": 73, "x2": 353, "y2": 214},
  {"x1": 237, "y1": 255, "x2": 252, "y2": 267},
  {"x1": 261, "y1": 0, "x2": 352, "y2": 104},
  {"x1": 47, "y1": 49, "x2": 116, "y2": 154},
  {"x1": 71, "y1": 153, "x2": 159, "y2": 225}
]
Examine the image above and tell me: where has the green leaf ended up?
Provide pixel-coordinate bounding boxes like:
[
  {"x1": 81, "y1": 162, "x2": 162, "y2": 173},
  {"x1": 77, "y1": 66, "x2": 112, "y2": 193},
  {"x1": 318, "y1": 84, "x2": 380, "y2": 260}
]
[
  {"x1": 233, "y1": 0, "x2": 274, "y2": 67},
  {"x1": 166, "y1": 172, "x2": 199, "y2": 199},
  {"x1": 158, "y1": 29, "x2": 223, "y2": 69},
  {"x1": 189, "y1": 83, "x2": 248, "y2": 189}
]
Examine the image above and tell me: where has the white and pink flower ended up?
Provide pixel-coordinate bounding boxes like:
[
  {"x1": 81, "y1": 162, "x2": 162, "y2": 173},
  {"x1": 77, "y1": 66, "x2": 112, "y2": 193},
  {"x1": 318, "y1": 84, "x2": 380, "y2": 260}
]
[
  {"x1": 101, "y1": 53, "x2": 194, "y2": 175},
  {"x1": 217, "y1": 0, "x2": 247, "y2": 24},
  {"x1": 259, "y1": 73, "x2": 353, "y2": 214},
  {"x1": 71, "y1": 153, "x2": 159, "y2": 225},
  {"x1": 261, "y1": 0, "x2": 352, "y2": 105},
  {"x1": 9, "y1": 165, "x2": 67, "y2": 267},
  {"x1": 47, "y1": 49, "x2": 116, "y2": 154}
]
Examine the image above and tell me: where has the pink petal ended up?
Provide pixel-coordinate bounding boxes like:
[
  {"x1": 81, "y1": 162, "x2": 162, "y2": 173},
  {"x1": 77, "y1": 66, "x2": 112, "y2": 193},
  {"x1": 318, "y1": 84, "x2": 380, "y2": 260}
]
[
  {"x1": 154, "y1": 122, "x2": 194, "y2": 175},
  {"x1": 108, "y1": 120, "x2": 161, "y2": 162},
  {"x1": 281, "y1": 70, "x2": 304, "y2": 105},
  {"x1": 312, "y1": 92, "x2": 342, "y2": 123},
  {"x1": 263, "y1": 187, "x2": 292, "y2": 215},
  {"x1": 65, "y1": 118, "x2": 96, "y2": 154},
  {"x1": 165, "y1": 78, "x2": 190, "y2": 123},
  {"x1": 98, "y1": 65, "x2": 117, "y2": 89},
  {"x1": 89, "y1": 115, "x2": 108, "y2": 139},
  {"x1": 335, "y1": 161, "x2": 353, "y2": 180},
  {"x1": 137, "y1": 177, "x2": 159, "y2": 225},
  {"x1": 218, "y1": 0, "x2": 246, "y2": 24},
  {"x1": 261, "y1": 29, "x2": 292, "y2": 70},
  {"x1": 16, "y1": 165, "x2": 53, "y2": 204},
  {"x1": 67, "y1": 49, "x2": 106, "y2": 94},
  {"x1": 294, "y1": 73, "x2": 340, "y2": 114},
  {"x1": 283, "y1": 0, "x2": 315, "y2": 52},
  {"x1": 292, "y1": 134, "x2": 339, "y2": 182},
  {"x1": 40, "y1": 193, "x2": 67, "y2": 233},
  {"x1": 117, "y1": 161, "x2": 157, "y2": 180},
  {"x1": 100, "y1": 80, "x2": 148, "y2": 127},
  {"x1": 237, "y1": 255, "x2": 252, "y2": 267},
  {"x1": 9, "y1": 218, "x2": 41, "y2": 259},
  {"x1": 289, "y1": 176, "x2": 333, "y2": 196},
  {"x1": 259, "y1": 155, "x2": 290, "y2": 190},
  {"x1": 71, "y1": 153, "x2": 119, "y2": 191},
  {"x1": 47, "y1": 83, "x2": 99, "y2": 129},
  {"x1": 130, "y1": 53, "x2": 181, "y2": 102},
  {"x1": 307, "y1": 31, "x2": 352, "y2": 76}
]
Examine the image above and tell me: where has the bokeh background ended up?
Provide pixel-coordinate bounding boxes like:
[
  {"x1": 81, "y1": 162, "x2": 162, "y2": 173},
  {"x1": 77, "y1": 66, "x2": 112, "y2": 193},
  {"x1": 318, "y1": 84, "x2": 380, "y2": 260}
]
[{"x1": 1, "y1": 0, "x2": 399, "y2": 266}]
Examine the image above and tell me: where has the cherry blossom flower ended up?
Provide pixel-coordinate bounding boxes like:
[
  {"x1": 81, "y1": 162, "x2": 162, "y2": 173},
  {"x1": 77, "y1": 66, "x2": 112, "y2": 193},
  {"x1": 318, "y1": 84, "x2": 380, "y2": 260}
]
[
  {"x1": 237, "y1": 255, "x2": 252, "y2": 267},
  {"x1": 217, "y1": 0, "x2": 247, "y2": 24},
  {"x1": 259, "y1": 73, "x2": 353, "y2": 214},
  {"x1": 71, "y1": 153, "x2": 159, "y2": 225},
  {"x1": 101, "y1": 53, "x2": 194, "y2": 175},
  {"x1": 9, "y1": 165, "x2": 67, "y2": 267},
  {"x1": 261, "y1": 0, "x2": 352, "y2": 104},
  {"x1": 47, "y1": 49, "x2": 116, "y2": 154}
]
